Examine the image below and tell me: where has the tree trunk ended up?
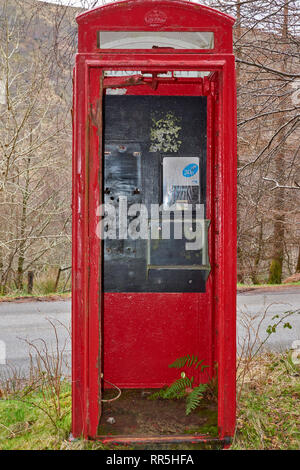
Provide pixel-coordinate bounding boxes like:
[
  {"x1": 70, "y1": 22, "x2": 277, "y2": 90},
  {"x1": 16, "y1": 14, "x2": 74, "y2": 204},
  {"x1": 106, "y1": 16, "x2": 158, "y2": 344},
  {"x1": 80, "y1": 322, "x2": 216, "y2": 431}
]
[
  {"x1": 16, "y1": 148, "x2": 31, "y2": 290},
  {"x1": 268, "y1": 0, "x2": 288, "y2": 285},
  {"x1": 252, "y1": 220, "x2": 263, "y2": 284},
  {"x1": 296, "y1": 246, "x2": 300, "y2": 273}
]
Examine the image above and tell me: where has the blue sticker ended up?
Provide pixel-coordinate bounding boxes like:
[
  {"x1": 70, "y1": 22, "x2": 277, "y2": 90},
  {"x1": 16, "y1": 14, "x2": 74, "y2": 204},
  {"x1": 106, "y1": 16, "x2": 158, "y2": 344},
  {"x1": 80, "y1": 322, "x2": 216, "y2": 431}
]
[{"x1": 182, "y1": 163, "x2": 199, "y2": 178}]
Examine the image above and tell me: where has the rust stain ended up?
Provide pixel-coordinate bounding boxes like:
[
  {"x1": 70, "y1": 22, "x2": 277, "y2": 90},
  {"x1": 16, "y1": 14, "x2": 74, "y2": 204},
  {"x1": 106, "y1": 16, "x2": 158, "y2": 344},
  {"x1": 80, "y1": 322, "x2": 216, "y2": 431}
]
[{"x1": 89, "y1": 100, "x2": 102, "y2": 136}]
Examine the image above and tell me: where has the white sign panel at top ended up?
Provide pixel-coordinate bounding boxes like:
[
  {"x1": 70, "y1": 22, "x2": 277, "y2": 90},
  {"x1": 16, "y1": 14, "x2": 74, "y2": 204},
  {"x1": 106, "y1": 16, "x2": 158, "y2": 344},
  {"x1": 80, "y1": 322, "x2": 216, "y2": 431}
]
[{"x1": 163, "y1": 157, "x2": 200, "y2": 209}]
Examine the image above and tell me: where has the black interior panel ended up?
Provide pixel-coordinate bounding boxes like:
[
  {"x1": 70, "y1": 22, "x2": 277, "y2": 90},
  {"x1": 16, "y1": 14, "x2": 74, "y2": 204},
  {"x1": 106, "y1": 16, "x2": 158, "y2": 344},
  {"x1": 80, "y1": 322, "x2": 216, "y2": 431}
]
[{"x1": 103, "y1": 95, "x2": 207, "y2": 292}]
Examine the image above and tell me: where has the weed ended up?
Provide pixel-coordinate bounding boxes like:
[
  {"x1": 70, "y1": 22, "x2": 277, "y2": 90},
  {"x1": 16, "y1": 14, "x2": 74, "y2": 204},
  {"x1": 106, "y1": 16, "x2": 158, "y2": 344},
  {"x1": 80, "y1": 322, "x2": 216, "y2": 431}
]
[
  {"x1": 0, "y1": 352, "x2": 299, "y2": 449},
  {"x1": 233, "y1": 353, "x2": 300, "y2": 450},
  {"x1": 149, "y1": 355, "x2": 210, "y2": 416}
]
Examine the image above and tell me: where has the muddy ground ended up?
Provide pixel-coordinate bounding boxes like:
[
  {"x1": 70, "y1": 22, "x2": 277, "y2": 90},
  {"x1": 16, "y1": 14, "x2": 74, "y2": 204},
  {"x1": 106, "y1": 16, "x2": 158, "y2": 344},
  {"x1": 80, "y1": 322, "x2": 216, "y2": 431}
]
[{"x1": 98, "y1": 388, "x2": 218, "y2": 438}]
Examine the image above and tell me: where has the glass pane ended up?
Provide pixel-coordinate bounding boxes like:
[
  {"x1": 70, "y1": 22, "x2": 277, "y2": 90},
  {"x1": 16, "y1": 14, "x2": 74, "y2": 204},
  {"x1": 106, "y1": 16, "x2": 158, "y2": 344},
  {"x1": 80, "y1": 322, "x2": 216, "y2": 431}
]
[{"x1": 98, "y1": 31, "x2": 214, "y2": 49}]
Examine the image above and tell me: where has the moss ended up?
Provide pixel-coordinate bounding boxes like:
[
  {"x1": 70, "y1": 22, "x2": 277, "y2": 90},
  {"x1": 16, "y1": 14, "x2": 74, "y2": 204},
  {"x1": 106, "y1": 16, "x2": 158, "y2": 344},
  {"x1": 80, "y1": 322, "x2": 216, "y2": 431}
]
[
  {"x1": 182, "y1": 403, "x2": 218, "y2": 437},
  {"x1": 268, "y1": 258, "x2": 282, "y2": 284}
]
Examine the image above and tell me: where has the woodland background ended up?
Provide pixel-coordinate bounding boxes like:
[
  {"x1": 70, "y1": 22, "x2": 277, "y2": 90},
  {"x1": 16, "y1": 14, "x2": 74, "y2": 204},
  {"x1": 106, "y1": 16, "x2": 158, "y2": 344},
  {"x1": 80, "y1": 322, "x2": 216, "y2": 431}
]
[{"x1": 0, "y1": 0, "x2": 299, "y2": 294}]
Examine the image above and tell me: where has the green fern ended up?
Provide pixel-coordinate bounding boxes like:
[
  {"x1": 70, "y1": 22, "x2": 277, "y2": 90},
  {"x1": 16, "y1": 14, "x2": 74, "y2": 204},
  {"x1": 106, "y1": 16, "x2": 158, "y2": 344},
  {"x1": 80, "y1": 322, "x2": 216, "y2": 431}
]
[
  {"x1": 149, "y1": 376, "x2": 194, "y2": 400},
  {"x1": 186, "y1": 384, "x2": 207, "y2": 415},
  {"x1": 168, "y1": 354, "x2": 205, "y2": 370},
  {"x1": 147, "y1": 387, "x2": 168, "y2": 400},
  {"x1": 163, "y1": 376, "x2": 194, "y2": 399},
  {"x1": 148, "y1": 354, "x2": 210, "y2": 415}
]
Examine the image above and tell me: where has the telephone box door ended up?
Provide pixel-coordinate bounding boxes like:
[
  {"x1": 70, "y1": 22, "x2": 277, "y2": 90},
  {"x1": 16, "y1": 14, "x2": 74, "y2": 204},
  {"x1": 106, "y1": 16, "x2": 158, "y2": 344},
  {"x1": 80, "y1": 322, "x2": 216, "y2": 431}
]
[{"x1": 101, "y1": 80, "x2": 212, "y2": 389}]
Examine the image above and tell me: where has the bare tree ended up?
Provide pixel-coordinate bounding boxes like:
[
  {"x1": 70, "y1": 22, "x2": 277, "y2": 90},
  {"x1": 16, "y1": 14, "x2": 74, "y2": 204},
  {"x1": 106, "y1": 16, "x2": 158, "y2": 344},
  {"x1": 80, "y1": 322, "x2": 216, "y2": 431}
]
[
  {"x1": 0, "y1": 0, "x2": 72, "y2": 292},
  {"x1": 207, "y1": 0, "x2": 300, "y2": 283},
  {"x1": 1, "y1": 0, "x2": 299, "y2": 289}
]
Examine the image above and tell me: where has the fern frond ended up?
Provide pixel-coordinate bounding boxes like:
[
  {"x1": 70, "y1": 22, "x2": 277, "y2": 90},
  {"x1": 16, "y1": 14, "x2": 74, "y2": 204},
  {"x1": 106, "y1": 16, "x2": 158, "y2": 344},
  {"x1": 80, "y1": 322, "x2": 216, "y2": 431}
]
[
  {"x1": 169, "y1": 354, "x2": 204, "y2": 369},
  {"x1": 148, "y1": 388, "x2": 168, "y2": 400},
  {"x1": 153, "y1": 376, "x2": 191, "y2": 400},
  {"x1": 148, "y1": 377, "x2": 194, "y2": 401},
  {"x1": 164, "y1": 376, "x2": 194, "y2": 399},
  {"x1": 195, "y1": 359, "x2": 205, "y2": 369},
  {"x1": 186, "y1": 384, "x2": 207, "y2": 415},
  {"x1": 168, "y1": 355, "x2": 190, "y2": 369},
  {"x1": 173, "y1": 389, "x2": 187, "y2": 400}
]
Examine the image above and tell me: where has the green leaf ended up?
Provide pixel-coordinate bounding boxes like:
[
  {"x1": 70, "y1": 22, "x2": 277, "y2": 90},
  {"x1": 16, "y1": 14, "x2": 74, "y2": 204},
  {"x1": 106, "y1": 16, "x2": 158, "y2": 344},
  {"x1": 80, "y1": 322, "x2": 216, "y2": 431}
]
[
  {"x1": 168, "y1": 355, "x2": 190, "y2": 369},
  {"x1": 186, "y1": 384, "x2": 207, "y2": 415},
  {"x1": 163, "y1": 376, "x2": 193, "y2": 399},
  {"x1": 168, "y1": 355, "x2": 208, "y2": 371}
]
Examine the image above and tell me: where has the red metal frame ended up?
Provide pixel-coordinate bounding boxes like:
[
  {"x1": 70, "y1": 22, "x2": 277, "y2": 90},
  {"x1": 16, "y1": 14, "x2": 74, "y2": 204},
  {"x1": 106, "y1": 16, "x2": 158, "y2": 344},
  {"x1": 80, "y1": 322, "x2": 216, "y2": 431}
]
[{"x1": 72, "y1": 0, "x2": 236, "y2": 445}]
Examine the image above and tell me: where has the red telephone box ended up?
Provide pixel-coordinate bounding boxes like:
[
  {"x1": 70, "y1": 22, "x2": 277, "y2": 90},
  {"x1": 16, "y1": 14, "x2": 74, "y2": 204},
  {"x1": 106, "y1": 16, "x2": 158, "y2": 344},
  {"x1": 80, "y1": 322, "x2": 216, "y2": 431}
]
[{"x1": 72, "y1": 0, "x2": 236, "y2": 447}]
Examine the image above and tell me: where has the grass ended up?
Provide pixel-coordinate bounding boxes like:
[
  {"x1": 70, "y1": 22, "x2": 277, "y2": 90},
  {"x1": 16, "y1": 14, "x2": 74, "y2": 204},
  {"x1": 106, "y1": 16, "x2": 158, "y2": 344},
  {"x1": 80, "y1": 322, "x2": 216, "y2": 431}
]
[
  {"x1": 0, "y1": 269, "x2": 71, "y2": 300},
  {"x1": 232, "y1": 353, "x2": 300, "y2": 450},
  {"x1": 0, "y1": 381, "x2": 111, "y2": 450},
  {"x1": 0, "y1": 382, "x2": 71, "y2": 450},
  {"x1": 0, "y1": 292, "x2": 71, "y2": 302},
  {"x1": 237, "y1": 281, "x2": 300, "y2": 288},
  {"x1": 0, "y1": 353, "x2": 299, "y2": 450}
]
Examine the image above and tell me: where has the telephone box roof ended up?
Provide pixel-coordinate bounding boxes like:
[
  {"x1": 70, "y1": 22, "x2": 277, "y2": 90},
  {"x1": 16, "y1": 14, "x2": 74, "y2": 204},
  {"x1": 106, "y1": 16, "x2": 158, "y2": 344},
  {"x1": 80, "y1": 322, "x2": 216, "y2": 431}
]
[{"x1": 76, "y1": 0, "x2": 235, "y2": 27}]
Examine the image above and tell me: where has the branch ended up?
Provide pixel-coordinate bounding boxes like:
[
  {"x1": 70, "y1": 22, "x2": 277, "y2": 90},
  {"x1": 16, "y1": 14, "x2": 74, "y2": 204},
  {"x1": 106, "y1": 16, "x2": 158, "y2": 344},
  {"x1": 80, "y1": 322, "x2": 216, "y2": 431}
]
[
  {"x1": 236, "y1": 57, "x2": 300, "y2": 79},
  {"x1": 262, "y1": 177, "x2": 300, "y2": 191},
  {"x1": 238, "y1": 106, "x2": 299, "y2": 127},
  {"x1": 238, "y1": 115, "x2": 299, "y2": 173}
]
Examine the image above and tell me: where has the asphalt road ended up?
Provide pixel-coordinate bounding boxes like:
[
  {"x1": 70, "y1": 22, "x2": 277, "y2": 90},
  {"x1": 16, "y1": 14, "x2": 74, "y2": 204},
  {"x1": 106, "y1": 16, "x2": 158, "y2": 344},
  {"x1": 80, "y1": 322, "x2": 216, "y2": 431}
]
[
  {"x1": 0, "y1": 300, "x2": 71, "y2": 379},
  {"x1": 237, "y1": 288, "x2": 300, "y2": 352},
  {"x1": 0, "y1": 288, "x2": 299, "y2": 378}
]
